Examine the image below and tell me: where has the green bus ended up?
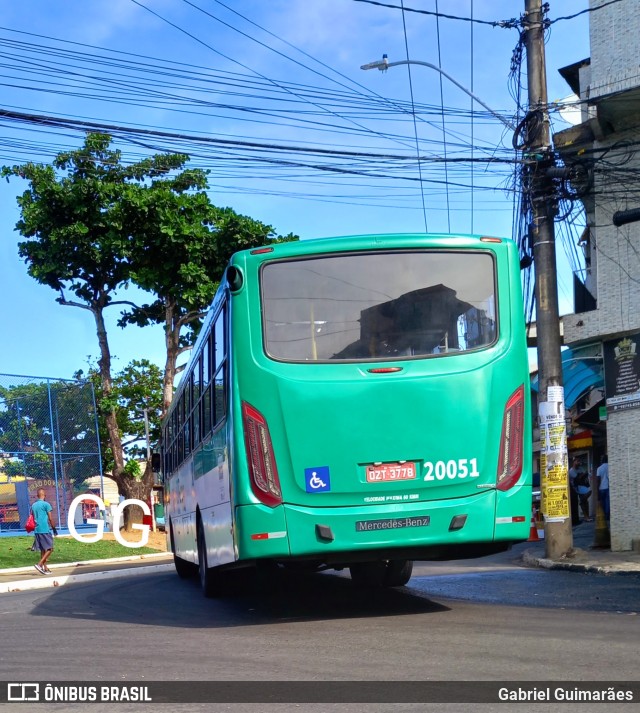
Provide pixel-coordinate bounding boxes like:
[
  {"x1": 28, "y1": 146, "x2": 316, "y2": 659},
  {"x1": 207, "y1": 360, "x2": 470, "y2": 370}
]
[{"x1": 162, "y1": 233, "x2": 531, "y2": 596}]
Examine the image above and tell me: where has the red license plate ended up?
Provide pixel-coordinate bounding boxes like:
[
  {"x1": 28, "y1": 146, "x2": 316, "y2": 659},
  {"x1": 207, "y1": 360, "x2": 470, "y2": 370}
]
[{"x1": 366, "y1": 462, "x2": 417, "y2": 482}]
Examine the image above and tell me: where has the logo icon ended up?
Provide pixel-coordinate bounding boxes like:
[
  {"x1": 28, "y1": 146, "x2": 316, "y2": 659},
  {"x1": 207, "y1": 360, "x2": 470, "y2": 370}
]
[
  {"x1": 304, "y1": 466, "x2": 331, "y2": 493},
  {"x1": 7, "y1": 684, "x2": 40, "y2": 702}
]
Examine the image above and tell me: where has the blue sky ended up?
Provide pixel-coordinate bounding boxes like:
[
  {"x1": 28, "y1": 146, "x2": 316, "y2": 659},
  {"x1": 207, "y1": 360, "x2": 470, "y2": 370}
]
[{"x1": 0, "y1": 0, "x2": 590, "y2": 380}]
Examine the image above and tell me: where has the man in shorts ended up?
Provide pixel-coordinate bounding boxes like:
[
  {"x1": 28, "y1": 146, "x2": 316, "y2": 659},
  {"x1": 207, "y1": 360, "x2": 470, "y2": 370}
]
[{"x1": 31, "y1": 488, "x2": 57, "y2": 574}]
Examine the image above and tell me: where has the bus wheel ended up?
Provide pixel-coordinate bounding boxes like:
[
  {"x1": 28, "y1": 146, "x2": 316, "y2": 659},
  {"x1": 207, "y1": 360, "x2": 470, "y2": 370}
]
[
  {"x1": 197, "y1": 522, "x2": 223, "y2": 598},
  {"x1": 170, "y1": 525, "x2": 197, "y2": 579},
  {"x1": 384, "y1": 559, "x2": 413, "y2": 587},
  {"x1": 349, "y1": 562, "x2": 387, "y2": 588}
]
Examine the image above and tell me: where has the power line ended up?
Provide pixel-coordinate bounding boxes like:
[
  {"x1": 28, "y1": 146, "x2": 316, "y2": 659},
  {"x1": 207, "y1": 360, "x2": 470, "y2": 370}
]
[
  {"x1": 549, "y1": 0, "x2": 625, "y2": 24},
  {"x1": 0, "y1": 7, "x2": 527, "y2": 220},
  {"x1": 350, "y1": 0, "x2": 518, "y2": 27},
  {"x1": 470, "y1": 0, "x2": 475, "y2": 234},
  {"x1": 204, "y1": 0, "x2": 475, "y2": 160},
  {"x1": 399, "y1": 0, "x2": 428, "y2": 231},
  {"x1": 434, "y1": 0, "x2": 451, "y2": 232},
  {"x1": 131, "y1": 0, "x2": 418, "y2": 153},
  {"x1": 0, "y1": 106, "x2": 519, "y2": 164}
]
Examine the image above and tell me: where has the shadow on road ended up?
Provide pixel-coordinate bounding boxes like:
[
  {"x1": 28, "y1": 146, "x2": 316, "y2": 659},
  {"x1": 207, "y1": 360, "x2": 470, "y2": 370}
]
[{"x1": 30, "y1": 567, "x2": 450, "y2": 628}]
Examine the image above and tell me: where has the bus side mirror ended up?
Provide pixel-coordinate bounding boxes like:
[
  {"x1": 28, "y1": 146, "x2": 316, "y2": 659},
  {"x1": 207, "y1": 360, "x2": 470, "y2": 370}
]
[
  {"x1": 151, "y1": 453, "x2": 161, "y2": 473},
  {"x1": 226, "y1": 266, "x2": 244, "y2": 293}
]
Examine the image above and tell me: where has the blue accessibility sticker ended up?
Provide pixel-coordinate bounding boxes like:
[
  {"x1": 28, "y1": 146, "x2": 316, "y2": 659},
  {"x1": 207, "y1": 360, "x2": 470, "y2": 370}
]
[{"x1": 304, "y1": 466, "x2": 331, "y2": 493}]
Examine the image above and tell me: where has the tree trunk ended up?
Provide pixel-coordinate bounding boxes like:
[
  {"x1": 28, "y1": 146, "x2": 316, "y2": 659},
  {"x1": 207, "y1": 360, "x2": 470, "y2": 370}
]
[
  {"x1": 92, "y1": 299, "x2": 126, "y2": 481},
  {"x1": 162, "y1": 296, "x2": 180, "y2": 418},
  {"x1": 91, "y1": 296, "x2": 142, "y2": 532},
  {"x1": 162, "y1": 298, "x2": 205, "y2": 418},
  {"x1": 116, "y1": 461, "x2": 155, "y2": 531}
]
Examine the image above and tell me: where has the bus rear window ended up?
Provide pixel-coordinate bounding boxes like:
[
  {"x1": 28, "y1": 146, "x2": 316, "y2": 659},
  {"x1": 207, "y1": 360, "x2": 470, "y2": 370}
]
[{"x1": 261, "y1": 251, "x2": 497, "y2": 362}]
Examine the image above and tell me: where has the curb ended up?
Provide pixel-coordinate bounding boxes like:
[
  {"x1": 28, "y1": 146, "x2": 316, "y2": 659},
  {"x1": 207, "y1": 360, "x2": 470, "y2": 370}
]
[
  {"x1": 521, "y1": 548, "x2": 640, "y2": 575},
  {"x1": 522, "y1": 549, "x2": 606, "y2": 573},
  {"x1": 1, "y1": 551, "x2": 171, "y2": 575},
  {"x1": 1, "y1": 563, "x2": 175, "y2": 594}
]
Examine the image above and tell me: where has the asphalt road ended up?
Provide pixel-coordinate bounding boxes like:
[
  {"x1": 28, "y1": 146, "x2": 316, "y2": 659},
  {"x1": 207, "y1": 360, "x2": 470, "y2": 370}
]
[{"x1": 1, "y1": 560, "x2": 639, "y2": 713}]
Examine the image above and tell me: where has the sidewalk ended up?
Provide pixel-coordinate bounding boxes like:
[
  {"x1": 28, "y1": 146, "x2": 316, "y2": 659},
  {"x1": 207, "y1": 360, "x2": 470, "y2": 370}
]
[
  {"x1": 0, "y1": 551, "x2": 173, "y2": 594},
  {"x1": 521, "y1": 518, "x2": 640, "y2": 574},
  {"x1": 3, "y1": 521, "x2": 640, "y2": 595}
]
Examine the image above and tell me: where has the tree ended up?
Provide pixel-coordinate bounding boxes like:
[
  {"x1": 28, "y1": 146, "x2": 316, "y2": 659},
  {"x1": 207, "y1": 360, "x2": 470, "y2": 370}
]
[
  {"x1": 119, "y1": 192, "x2": 297, "y2": 415},
  {"x1": 77, "y1": 360, "x2": 163, "y2": 512},
  {"x1": 4, "y1": 132, "x2": 298, "y2": 519},
  {"x1": 2, "y1": 133, "x2": 190, "y2": 505}
]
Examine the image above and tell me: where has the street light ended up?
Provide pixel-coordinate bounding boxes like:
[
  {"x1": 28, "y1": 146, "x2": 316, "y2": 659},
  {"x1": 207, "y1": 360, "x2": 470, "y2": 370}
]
[{"x1": 361, "y1": 54, "x2": 515, "y2": 131}]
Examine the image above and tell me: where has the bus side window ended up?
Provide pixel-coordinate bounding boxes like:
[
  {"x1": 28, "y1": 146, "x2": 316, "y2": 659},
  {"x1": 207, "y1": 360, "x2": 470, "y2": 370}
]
[
  {"x1": 203, "y1": 335, "x2": 212, "y2": 386},
  {"x1": 184, "y1": 382, "x2": 191, "y2": 457},
  {"x1": 178, "y1": 428, "x2": 185, "y2": 465},
  {"x1": 214, "y1": 368, "x2": 226, "y2": 427},
  {"x1": 202, "y1": 384, "x2": 212, "y2": 436},
  {"x1": 214, "y1": 309, "x2": 225, "y2": 374},
  {"x1": 213, "y1": 305, "x2": 227, "y2": 427},
  {"x1": 193, "y1": 357, "x2": 201, "y2": 447}
]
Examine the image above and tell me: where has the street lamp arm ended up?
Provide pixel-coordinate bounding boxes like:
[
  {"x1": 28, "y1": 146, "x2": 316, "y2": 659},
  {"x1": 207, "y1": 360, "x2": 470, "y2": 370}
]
[{"x1": 361, "y1": 56, "x2": 514, "y2": 131}]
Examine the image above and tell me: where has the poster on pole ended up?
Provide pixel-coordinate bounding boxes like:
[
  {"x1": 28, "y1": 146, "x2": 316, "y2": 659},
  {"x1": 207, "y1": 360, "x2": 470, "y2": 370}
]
[
  {"x1": 539, "y1": 395, "x2": 570, "y2": 522},
  {"x1": 603, "y1": 333, "x2": 640, "y2": 412}
]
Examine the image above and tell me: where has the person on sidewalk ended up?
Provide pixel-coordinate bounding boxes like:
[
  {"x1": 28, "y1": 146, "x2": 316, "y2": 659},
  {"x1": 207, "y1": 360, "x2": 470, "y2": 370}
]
[
  {"x1": 31, "y1": 489, "x2": 58, "y2": 575},
  {"x1": 597, "y1": 454, "x2": 610, "y2": 521},
  {"x1": 575, "y1": 468, "x2": 593, "y2": 522},
  {"x1": 568, "y1": 458, "x2": 581, "y2": 526}
]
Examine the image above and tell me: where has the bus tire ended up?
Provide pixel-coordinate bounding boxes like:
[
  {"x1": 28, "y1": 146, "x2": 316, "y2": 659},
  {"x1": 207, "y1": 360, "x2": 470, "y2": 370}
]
[
  {"x1": 197, "y1": 522, "x2": 223, "y2": 598},
  {"x1": 174, "y1": 553, "x2": 198, "y2": 579},
  {"x1": 349, "y1": 562, "x2": 387, "y2": 588},
  {"x1": 170, "y1": 525, "x2": 197, "y2": 579},
  {"x1": 384, "y1": 559, "x2": 413, "y2": 587}
]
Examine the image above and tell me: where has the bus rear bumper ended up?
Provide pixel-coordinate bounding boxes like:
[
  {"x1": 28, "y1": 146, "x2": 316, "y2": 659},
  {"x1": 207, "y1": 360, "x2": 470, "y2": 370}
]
[{"x1": 236, "y1": 489, "x2": 530, "y2": 562}]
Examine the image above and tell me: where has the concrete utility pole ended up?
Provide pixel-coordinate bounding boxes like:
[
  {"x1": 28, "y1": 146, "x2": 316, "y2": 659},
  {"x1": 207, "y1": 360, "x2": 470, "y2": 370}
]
[{"x1": 523, "y1": 0, "x2": 572, "y2": 558}]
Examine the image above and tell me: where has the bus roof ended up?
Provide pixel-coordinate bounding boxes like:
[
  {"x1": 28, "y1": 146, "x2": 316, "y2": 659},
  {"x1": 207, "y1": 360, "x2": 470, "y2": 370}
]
[{"x1": 231, "y1": 233, "x2": 510, "y2": 263}]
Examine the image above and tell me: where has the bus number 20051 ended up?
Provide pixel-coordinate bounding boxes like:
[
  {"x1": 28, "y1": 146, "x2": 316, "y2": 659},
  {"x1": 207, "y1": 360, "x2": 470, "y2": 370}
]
[{"x1": 424, "y1": 459, "x2": 480, "y2": 481}]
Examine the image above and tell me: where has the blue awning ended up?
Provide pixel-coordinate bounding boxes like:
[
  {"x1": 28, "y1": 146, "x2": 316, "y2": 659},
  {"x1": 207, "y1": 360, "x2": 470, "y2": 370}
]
[{"x1": 531, "y1": 348, "x2": 603, "y2": 408}]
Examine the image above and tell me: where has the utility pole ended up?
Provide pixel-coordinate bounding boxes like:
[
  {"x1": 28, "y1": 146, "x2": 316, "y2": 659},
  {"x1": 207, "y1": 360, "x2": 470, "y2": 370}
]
[{"x1": 523, "y1": 0, "x2": 572, "y2": 558}]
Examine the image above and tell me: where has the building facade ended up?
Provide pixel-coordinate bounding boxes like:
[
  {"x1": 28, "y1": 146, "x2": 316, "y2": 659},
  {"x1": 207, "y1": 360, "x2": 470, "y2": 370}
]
[{"x1": 555, "y1": 0, "x2": 640, "y2": 551}]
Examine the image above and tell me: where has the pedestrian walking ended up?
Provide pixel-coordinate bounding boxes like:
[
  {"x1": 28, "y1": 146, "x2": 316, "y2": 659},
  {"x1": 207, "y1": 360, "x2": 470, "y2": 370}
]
[
  {"x1": 597, "y1": 455, "x2": 610, "y2": 521},
  {"x1": 31, "y1": 488, "x2": 57, "y2": 574}
]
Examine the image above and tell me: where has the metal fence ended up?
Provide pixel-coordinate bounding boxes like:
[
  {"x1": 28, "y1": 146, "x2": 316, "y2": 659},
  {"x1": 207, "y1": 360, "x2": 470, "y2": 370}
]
[{"x1": 0, "y1": 372, "x2": 103, "y2": 534}]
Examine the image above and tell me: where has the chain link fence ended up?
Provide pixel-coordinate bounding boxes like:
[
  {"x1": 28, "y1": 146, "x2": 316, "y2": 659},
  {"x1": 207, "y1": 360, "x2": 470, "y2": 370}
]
[{"x1": 0, "y1": 373, "x2": 104, "y2": 533}]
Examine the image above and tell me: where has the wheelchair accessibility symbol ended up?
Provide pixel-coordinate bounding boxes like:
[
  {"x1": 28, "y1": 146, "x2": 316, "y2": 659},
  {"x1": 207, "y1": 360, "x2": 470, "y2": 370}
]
[{"x1": 304, "y1": 466, "x2": 331, "y2": 493}]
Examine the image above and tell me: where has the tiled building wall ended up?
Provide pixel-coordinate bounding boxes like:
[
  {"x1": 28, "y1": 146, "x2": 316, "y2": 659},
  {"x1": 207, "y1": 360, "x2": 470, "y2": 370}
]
[
  {"x1": 607, "y1": 409, "x2": 640, "y2": 551},
  {"x1": 589, "y1": 0, "x2": 640, "y2": 99},
  {"x1": 562, "y1": 0, "x2": 640, "y2": 550}
]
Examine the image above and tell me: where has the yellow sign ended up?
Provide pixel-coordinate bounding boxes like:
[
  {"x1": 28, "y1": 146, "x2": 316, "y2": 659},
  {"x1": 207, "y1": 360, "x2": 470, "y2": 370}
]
[
  {"x1": 545, "y1": 485, "x2": 570, "y2": 519},
  {"x1": 545, "y1": 463, "x2": 568, "y2": 485}
]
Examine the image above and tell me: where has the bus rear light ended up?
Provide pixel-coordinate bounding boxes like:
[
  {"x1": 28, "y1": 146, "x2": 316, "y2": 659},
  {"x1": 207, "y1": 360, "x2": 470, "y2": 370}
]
[
  {"x1": 242, "y1": 402, "x2": 282, "y2": 507},
  {"x1": 496, "y1": 385, "x2": 525, "y2": 491}
]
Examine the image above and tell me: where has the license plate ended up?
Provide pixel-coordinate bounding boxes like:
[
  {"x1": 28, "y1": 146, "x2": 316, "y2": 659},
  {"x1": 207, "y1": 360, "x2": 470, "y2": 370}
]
[{"x1": 366, "y1": 462, "x2": 417, "y2": 482}]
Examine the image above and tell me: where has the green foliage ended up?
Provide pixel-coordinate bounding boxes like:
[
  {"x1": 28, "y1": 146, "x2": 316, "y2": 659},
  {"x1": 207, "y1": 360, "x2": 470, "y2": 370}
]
[
  {"x1": 1, "y1": 133, "x2": 189, "y2": 303},
  {"x1": 124, "y1": 459, "x2": 142, "y2": 478},
  {"x1": 2, "y1": 133, "x2": 196, "y2": 486},
  {"x1": 118, "y1": 185, "x2": 298, "y2": 346},
  {"x1": 76, "y1": 359, "x2": 162, "y2": 476},
  {"x1": 3, "y1": 131, "x2": 298, "y2": 473}
]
